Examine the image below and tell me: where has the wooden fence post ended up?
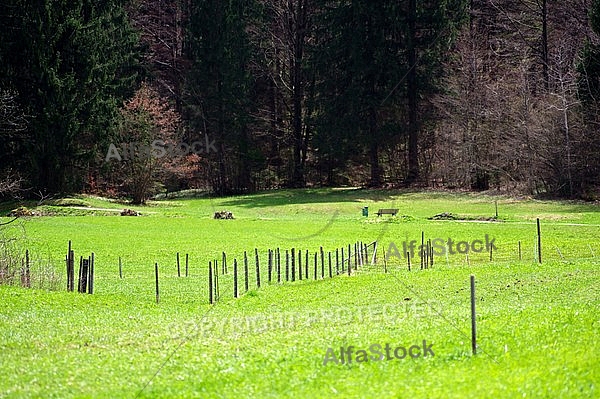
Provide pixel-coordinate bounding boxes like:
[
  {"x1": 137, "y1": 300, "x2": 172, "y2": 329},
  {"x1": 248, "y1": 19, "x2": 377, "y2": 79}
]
[
  {"x1": 234, "y1": 259, "x2": 238, "y2": 298},
  {"x1": 285, "y1": 250, "x2": 289, "y2": 281},
  {"x1": 244, "y1": 251, "x2": 249, "y2": 292},
  {"x1": 421, "y1": 231, "x2": 425, "y2": 270},
  {"x1": 209, "y1": 261, "x2": 214, "y2": 304},
  {"x1": 320, "y1": 247, "x2": 324, "y2": 278},
  {"x1": 25, "y1": 249, "x2": 30, "y2": 288},
  {"x1": 537, "y1": 218, "x2": 542, "y2": 263},
  {"x1": 277, "y1": 249, "x2": 281, "y2": 283},
  {"x1": 255, "y1": 248, "x2": 260, "y2": 288},
  {"x1": 155, "y1": 262, "x2": 160, "y2": 304},
  {"x1": 291, "y1": 248, "x2": 295, "y2": 282},
  {"x1": 298, "y1": 248, "x2": 302, "y2": 280},
  {"x1": 305, "y1": 250, "x2": 308, "y2": 279},
  {"x1": 88, "y1": 253, "x2": 94, "y2": 294},
  {"x1": 268, "y1": 249, "x2": 272, "y2": 283},
  {"x1": 471, "y1": 275, "x2": 477, "y2": 355},
  {"x1": 77, "y1": 257, "x2": 84, "y2": 293},
  {"x1": 66, "y1": 241, "x2": 75, "y2": 292},
  {"x1": 348, "y1": 245, "x2": 352, "y2": 276}
]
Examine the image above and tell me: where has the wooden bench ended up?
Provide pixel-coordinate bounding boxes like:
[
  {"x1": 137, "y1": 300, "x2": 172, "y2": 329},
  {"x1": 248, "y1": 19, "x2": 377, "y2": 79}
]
[{"x1": 376, "y1": 208, "x2": 399, "y2": 216}]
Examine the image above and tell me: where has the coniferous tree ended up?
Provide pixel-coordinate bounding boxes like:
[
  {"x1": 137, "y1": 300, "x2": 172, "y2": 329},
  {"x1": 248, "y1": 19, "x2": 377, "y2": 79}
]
[
  {"x1": 0, "y1": 0, "x2": 142, "y2": 194},
  {"x1": 185, "y1": 0, "x2": 259, "y2": 194},
  {"x1": 312, "y1": 0, "x2": 467, "y2": 186}
]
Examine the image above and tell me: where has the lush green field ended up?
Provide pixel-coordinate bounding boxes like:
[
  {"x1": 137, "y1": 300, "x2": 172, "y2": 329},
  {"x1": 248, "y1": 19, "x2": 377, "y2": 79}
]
[{"x1": 0, "y1": 189, "x2": 599, "y2": 398}]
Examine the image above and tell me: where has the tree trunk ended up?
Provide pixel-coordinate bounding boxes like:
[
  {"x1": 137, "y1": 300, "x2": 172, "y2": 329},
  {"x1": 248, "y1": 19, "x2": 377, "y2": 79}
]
[
  {"x1": 290, "y1": 0, "x2": 307, "y2": 188},
  {"x1": 542, "y1": 0, "x2": 549, "y2": 90},
  {"x1": 406, "y1": 0, "x2": 419, "y2": 184}
]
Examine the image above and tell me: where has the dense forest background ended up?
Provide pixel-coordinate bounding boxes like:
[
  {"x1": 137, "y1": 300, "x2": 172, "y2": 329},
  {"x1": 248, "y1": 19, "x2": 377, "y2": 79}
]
[{"x1": 1, "y1": 0, "x2": 599, "y2": 203}]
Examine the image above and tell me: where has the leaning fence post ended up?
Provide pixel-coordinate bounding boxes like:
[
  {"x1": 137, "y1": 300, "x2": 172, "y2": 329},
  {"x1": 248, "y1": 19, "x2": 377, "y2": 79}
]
[{"x1": 371, "y1": 241, "x2": 378, "y2": 265}]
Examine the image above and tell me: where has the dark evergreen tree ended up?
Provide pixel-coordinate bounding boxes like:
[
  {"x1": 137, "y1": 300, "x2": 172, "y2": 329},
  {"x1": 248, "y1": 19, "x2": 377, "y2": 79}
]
[
  {"x1": 0, "y1": 0, "x2": 142, "y2": 194},
  {"x1": 185, "y1": 0, "x2": 259, "y2": 194},
  {"x1": 312, "y1": 0, "x2": 467, "y2": 187}
]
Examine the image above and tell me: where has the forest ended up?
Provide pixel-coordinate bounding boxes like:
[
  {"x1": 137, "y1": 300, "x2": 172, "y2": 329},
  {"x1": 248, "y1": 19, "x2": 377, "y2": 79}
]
[{"x1": 1, "y1": 0, "x2": 599, "y2": 202}]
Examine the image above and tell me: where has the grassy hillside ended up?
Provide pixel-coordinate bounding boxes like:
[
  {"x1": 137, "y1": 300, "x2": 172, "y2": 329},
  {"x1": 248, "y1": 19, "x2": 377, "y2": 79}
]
[{"x1": 0, "y1": 189, "x2": 598, "y2": 398}]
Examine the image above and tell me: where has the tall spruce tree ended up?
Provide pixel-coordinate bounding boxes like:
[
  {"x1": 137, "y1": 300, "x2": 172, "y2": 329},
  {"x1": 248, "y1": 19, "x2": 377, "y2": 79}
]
[
  {"x1": 0, "y1": 0, "x2": 141, "y2": 194},
  {"x1": 312, "y1": 0, "x2": 467, "y2": 186},
  {"x1": 185, "y1": 0, "x2": 258, "y2": 194}
]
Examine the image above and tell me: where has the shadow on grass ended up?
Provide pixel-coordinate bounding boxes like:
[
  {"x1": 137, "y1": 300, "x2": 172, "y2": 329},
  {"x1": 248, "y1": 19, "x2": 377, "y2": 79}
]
[{"x1": 216, "y1": 187, "x2": 410, "y2": 208}]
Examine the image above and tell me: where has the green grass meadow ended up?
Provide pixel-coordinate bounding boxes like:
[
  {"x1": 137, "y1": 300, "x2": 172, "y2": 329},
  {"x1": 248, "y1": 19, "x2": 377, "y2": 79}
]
[{"x1": 0, "y1": 189, "x2": 599, "y2": 398}]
